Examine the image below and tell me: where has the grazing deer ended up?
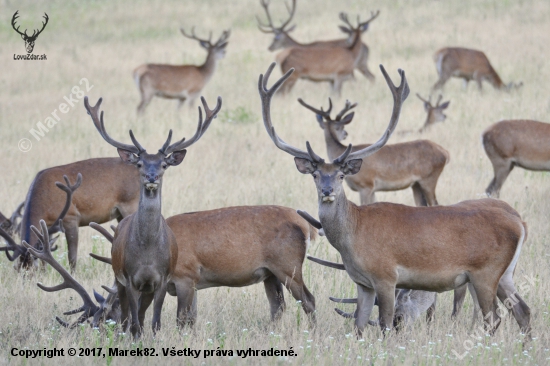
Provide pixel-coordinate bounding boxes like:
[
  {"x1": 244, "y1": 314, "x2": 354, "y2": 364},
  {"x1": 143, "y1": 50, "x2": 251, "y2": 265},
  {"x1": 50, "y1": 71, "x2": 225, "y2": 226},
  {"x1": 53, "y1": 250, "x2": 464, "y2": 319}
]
[
  {"x1": 432, "y1": 47, "x2": 522, "y2": 91},
  {"x1": 298, "y1": 98, "x2": 449, "y2": 206},
  {"x1": 258, "y1": 62, "x2": 531, "y2": 338},
  {"x1": 86, "y1": 95, "x2": 221, "y2": 337},
  {"x1": 0, "y1": 158, "x2": 139, "y2": 271},
  {"x1": 133, "y1": 28, "x2": 230, "y2": 114},
  {"x1": 483, "y1": 119, "x2": 550, "y2": 198},
  {"x1": 416, "y1": 94, "x2": 450, "y2": 132},
  {"x1": 276, "y1": 12, "x2": 376, "y2": 96},
  {"x1": 165, "y1": 206, "x2": 317, "y2": 327},
  {"x1": 21, "y1": 176, "x2": 120, "y2": 328},
  {"x1": 257, "y1": 0, "x2": 378, "y2": 80}
]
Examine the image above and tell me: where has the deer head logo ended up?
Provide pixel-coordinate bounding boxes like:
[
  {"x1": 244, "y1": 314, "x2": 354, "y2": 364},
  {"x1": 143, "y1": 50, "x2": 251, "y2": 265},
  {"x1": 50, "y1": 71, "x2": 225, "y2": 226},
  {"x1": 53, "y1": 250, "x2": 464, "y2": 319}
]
[{"x1": 12, "y1": 11, "x2": 49, "y2": 54}]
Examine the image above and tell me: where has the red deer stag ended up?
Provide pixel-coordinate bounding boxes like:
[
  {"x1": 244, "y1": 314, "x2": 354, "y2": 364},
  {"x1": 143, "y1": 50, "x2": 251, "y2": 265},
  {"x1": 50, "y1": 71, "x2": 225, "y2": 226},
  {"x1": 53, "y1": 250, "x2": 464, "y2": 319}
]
[
  {"x1": 432, "y1": 47, "x2": 522, "y2": 91},
  {"x1": 21, "y1": 176, "x2": 120, "y2": 328},
  {"x1": 483, "y1": 119, "x2": 550, "y2": 198},
  {"x1": 165, "y1": 206, "x2": 317, "y2": 327},
  {"x1": 86, "y1": 95, "x2": 221, "y2": 337},
  {"x1": 298, "y1": 98, "x2": 449, "y2": 206},
  {"x1": 1, "y1": 153, "x2": 140, "y2": 271},
  {"x1": 258, "y1": 62, "x2": 531, "y2": 338},
  {"x1": 133, "y1": 28, "x2": 230, "y2": 114},
  {"x1": 276, "y1": 12, "x2": 376, "y2": 96},
  {"x1": 257, "y1": 0, "x2": 378, "y2": 80},
  {"x1": 416, "y1": 94, "x2": 450, "y2": 132}
]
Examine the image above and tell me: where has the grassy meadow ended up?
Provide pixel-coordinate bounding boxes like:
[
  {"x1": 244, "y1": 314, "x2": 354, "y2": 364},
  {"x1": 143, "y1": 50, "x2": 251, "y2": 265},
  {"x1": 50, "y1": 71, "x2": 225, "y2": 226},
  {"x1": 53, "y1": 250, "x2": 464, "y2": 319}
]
[{"x1": 1, "y1": 0, "x2": 550, "y2": 364}]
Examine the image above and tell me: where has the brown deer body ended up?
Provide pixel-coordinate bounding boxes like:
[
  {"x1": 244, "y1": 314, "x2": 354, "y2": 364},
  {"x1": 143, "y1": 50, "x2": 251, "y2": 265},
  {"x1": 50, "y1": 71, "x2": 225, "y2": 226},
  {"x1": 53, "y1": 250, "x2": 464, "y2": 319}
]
[
  {"x1": 483, "y1": 119, "x2": 550, "y2": 197},
  {"x1": 86, "y1": 96, "x2": 221, "y2": 337},
  {"x1": 134, "y1": 28, "x2": 229, "y2": 114},
  {"x1": 432, "y1": 47, "x2": 521, "y2": 91},
  {"x1": 257, "y1": 0, "x2": 377, "y2": 80},
  {"x1": 166, "y1": 205, "x2": 317, "y2": 325},
  {"x1": 299, "y1": 98, "x2": 449, "y2": 206},
  {"x1": 258, "y1": 63, "x2": 531, "y2": 338},
  {"x1": 3, "y1": 158, "x2": 139, "y2": 270},
  {"x1": 276, "y1": 13, "x2": 375, "y2": 96}
]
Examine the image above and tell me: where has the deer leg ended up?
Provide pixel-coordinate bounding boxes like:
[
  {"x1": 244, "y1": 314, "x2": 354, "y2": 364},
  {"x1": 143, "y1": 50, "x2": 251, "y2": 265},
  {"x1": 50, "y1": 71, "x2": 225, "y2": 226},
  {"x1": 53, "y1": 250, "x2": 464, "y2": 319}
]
[
  {"x1": 432, "y1": 74, "x2": 450, "y2": 91},
  {"x1": 151, "y1": 284, "x2": 168, "y2": 333},
  {"x1": 474, "y1": 72, "x2": 483, "y2": 90},
  {"x1": 137, "y1": 90, "x2": 154, "y2": 115},
  {"x1": 486, "y1": 160, "x2": 513, "y2": 198},
  {"x1": 376, "y1": 282, "x2": 397, "y2": 334},
  {"x1": 497, "y1": 272, "x2": 531, "y2": 337},
  {"x1": 138, "y1": 292, "x2": 154, "y2": 327},
  {"x1": 359, "y1": 187, "x2": 375, "y2": 205},
  {"x1": 126, "y1": 285, "x2": 142, "y2": 338},
  {"x1": 331, "y1": 77, "x2": 344, "y2": 98},
  {"x1": 176, "y1": 98, "x2": 186, "y2": 110},
  {"x1": 451, "y1": 284, "x2": 468, "y2": 319},
  {"x1": 412, "y1": 182, "x2": 428, "y2": 207},
  {"x1": 274, "y1": 269, "x2": 316, "y2": 324},
  {"x1": 418, "y1": 178, "x2": 439, "y2": 206},
  {"x1": 356, "y1": 45, "x2": 375, "y2": 81},
  {"x1": 64, "y1": 223, "x2": 79, "y2": 272},
  {"x1": 354, "y1": 284, "x2": 376, "y2": 337},
  {"x1": 470, "y1": 280, "x2": 500, "y2": 335},
  {"x1": 263, "y1": 275, "x2": 286, "y2": 321},
  {"x1": 174, "y1": 279, "x2": 196, "y2": 328},
  {"x1": 426, "y1": 294, "x2": 437, "y2": 323},
  {"x1": 117, "y1": 281, "x2": 130, "y2": 331}
]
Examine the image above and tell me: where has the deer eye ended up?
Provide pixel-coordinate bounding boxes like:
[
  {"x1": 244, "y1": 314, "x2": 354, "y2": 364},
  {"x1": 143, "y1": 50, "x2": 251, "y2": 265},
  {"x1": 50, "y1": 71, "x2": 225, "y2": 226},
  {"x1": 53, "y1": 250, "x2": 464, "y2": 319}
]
[
  {"x1": 136, "y1": 163, "x2": 143, "y2": 168},
  {"x1": 339, "y1": 174, "x2": 345, "y2": 180},
  {"x1": 312, "y1": 173, "x2": 318, "y2": 179},
  {"x1": 162, "y1": 163, "x2": 168, "y2": 169}
]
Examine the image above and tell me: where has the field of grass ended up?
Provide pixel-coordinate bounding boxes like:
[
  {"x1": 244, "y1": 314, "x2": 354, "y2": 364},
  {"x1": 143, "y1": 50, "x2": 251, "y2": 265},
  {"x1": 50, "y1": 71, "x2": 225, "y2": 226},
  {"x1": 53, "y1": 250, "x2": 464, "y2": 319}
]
[{"x1": 1, "y1": 0, "x2": 550, "y2": 364}]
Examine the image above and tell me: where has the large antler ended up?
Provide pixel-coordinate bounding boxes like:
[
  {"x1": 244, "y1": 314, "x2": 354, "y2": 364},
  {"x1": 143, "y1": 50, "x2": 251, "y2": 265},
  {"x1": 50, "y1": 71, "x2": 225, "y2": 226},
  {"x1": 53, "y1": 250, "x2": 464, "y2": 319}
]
[
  {"x1": 180, "y1": 27, "x2": 212, "y2": 45},
  {"x1": 11, "y1": 11, "x2": 48, "y2": 39},
  {"x1": 84, "y1": 97, "x2": 145, "y2": 155},
  {"x1": 258, "y1": 63, "x2": 325, "y2": 163},
  {"x1": 48, "y1": 174, "x2": 82, "y2": 235},
  {"x1": 332, "y1": 65, "x2": 409, "y2": 165},
  {"x1": 298, "y1": 98, "x2": 356, "y2": 124},
  {"x1": 22, "y1": 220, "x2": 100, "y2": 327},
  {"x1": 0, "y1": 226, "x2": 25, "y2": 261},
  {"x1": 256, "y1": 0, "x2": 296, "y2": 33},
  {"x1": 159, "y1": 96, "x2": 222, "y2": 155}
]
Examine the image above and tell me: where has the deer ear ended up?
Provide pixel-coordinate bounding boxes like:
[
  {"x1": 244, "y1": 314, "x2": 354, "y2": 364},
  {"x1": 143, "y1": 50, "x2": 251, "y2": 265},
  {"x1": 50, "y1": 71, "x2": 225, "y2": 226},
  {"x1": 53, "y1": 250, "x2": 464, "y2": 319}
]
[
  {"x1": 340, "y1": 112, "x2": 354, "y2": 125},
  {"x1": 165, "y1": 150, "x2": 187, "y2": 166},
  {"x1": 338, "y1": 25, "x2": 351, "y2": 34},
  {"x1": 315, "y1": 114, "x2": 325, "y2": 129},
  {"x1": 438, "y1": 101, "x2": 450, "y2": 110},
  {"x1": 340, "y1": 159, "x2": 362, "y2": 175},
  {"x1": 423, "y1": 102, "x2": 431, "y2": 112},
  {"x1": 117, "y1": 149, "x2": 140, "y2": 164},
  {"x1": 287, "y1": 24, "x2": 296, "y2": 33},
  {"x1": 199, "y1": 41, "x2": 209, "y2": 49},
  {"x1": 360, "y1": 23, "x2": 370, "y2": 32},
  {"x1": 294, "y1": 158, "x2": 317, "y2": 174}
]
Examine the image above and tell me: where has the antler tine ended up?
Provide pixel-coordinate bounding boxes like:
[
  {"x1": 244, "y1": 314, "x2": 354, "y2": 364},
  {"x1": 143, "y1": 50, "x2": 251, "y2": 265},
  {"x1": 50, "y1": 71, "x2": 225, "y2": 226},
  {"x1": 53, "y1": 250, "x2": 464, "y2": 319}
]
[
  {"x1": 297, "y1": 98, "x2": 332, "y2": 121},
  {"x1": 11, "y1": 11, "x2": 26, "y2": 37},
  {"x1": 48, "y1": 174, "x2": 82, "y2": 235},
  {"x1": 339, "y1": 12, "x2": 353, "y2": 29},
  {"x1": 259, "y1": 63, "x2": 325, "y2": 163},
  {"x1": 361, "y1": 9, "x2": 380, "y2": 26},
  {"x1": 335, "y1": 65, "x2": 409, "y2": 164},
  {"x1": 89, "y1": 222, "x2": 114, "y2": 244},
  {"x1": 415, "y1": 93, "x2": 431, "y2": 105},
  {"x1": 34, "y1": 12, "x2": 48, "y2": 37},
  {"x1": 435, "y1": 94, "x2": 443, "y2": 106},
  {"x1": 307, "y1": 255, "x2": 346, "y2": 270},
  {"x1": 280, "y1": 0, "x2": 297, "y2": 30},
  {"x1": 257, "y1": 0, "x2": 276, "y2": 32},
  {"x1": 330, "y1": 297, "x2": 358, "y2": 304},
  {"x1": 334, "y1": 100, "x2": 357, "y2": 121},
  {"x1": 10, "y1": 202, "x2": 25, "y2": 231},
  {"x1": 84, "y1": 97, "x2": 141, "y2": 155},
  {"x1": 180, "y1": 27, "x2": 212, "y2": 46},
  {"x1": 0, "y1": 226, "x2": 26, "y2": 261},
  {"x1": 162, "y1": 96, "x2": 222, "y2": 155},
  {"x1": 22, "y1": 220, "x2": 99, "y2": 327}
]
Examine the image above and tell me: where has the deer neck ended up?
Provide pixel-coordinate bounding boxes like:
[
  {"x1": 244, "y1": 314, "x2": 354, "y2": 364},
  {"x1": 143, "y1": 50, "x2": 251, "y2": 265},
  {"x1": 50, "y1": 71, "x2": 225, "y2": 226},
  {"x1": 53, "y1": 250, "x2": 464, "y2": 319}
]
[
  {"x1": 134, "y1": 184, "x2": 164, "y2": 244},
  {"x1": 318, "y1": 192, "x2": 356, "y2": 253},
  {"x1": 199, "y1": 51, "x2": 219, "y2": 81},
  {"x1": 324, "y1": 125, "x2": 348, "y2": 161}
]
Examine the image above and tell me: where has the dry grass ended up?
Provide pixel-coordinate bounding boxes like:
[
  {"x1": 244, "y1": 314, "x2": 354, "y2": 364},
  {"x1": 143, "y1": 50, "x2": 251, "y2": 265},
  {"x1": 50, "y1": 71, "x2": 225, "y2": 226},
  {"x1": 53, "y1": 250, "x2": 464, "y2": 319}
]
[{"x1": 1, "y1": 0, "x2": 550, "y2": 364}]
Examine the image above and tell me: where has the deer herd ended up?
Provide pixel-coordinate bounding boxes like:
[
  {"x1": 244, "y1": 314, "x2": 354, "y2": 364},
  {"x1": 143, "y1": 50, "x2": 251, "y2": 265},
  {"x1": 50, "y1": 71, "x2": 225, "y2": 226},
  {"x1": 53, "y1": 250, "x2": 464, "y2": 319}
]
[{"x1": 3, "y1": 0, "x2": 545, "y2": 344}]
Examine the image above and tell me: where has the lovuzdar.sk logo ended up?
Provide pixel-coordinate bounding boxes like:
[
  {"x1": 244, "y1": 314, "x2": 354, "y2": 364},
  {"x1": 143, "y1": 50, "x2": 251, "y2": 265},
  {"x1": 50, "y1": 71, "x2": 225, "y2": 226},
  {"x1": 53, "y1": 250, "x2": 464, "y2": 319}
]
[{"x1": 12, "y1": 10, "x2": 48, "y2": 60}]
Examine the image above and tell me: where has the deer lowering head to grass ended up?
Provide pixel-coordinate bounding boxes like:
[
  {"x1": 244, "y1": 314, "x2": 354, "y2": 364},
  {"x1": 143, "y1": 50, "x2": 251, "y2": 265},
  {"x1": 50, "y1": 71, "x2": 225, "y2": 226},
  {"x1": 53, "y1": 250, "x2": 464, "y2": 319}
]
[
  {"x1": 276, "y1": 11, "x2": 377, "y2": 96},
  {"x1": 258, "y1": 62, "x2": 531, "y2": 338},
  {"x1": 257, "y1": 0, "x2": 378, "y2": 80},
  {"x1": 134, "y1": 27, "x2": 229, "y2": 114},
  {"x1": 18, "y1": 174, "x2": 119, "y2": 328},
  {"x1": 432, "y1": 47, "x2": 522, "y2": 91},
  {"x1": 298, "y1": 97, "x2": 449, "y2": 206},
  {"x1": 483, "y1": 119, "x2": 550, "y2": 198},
  {"x1": 86, "y1": 95, "x2": 221, "y2": 337},
  {"x1": 416, "y1": 94, "x2": 450, "y2": 132}
]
